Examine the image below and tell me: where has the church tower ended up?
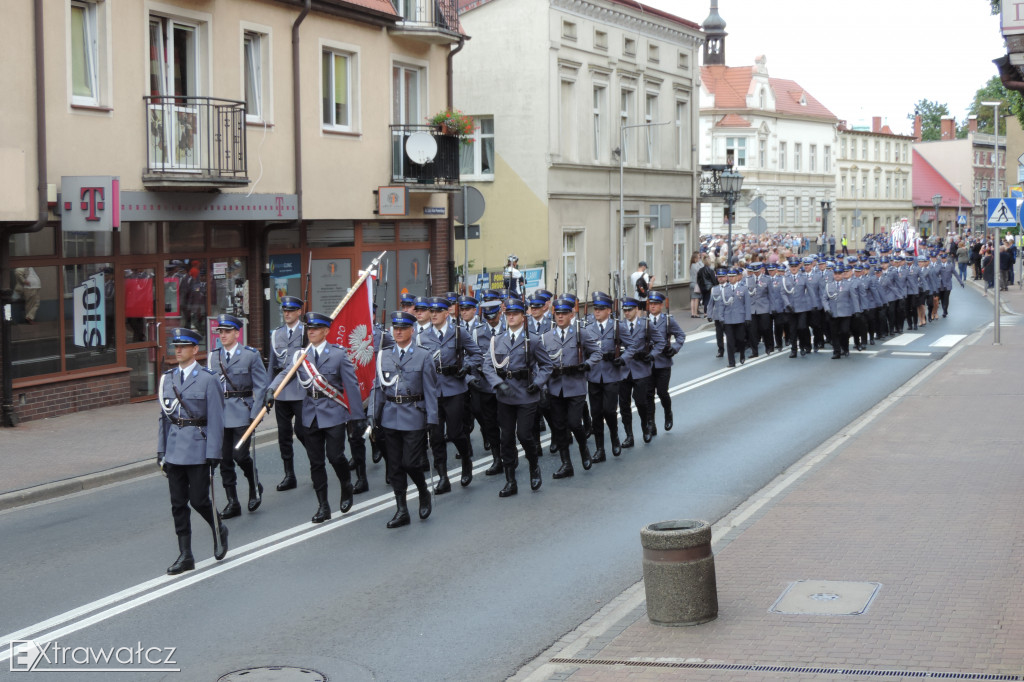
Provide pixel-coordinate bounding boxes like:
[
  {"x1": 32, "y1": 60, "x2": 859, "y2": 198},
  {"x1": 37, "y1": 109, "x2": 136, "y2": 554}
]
[{"x1": 702, "y1": 0, "x2": 727, "y2": 66}]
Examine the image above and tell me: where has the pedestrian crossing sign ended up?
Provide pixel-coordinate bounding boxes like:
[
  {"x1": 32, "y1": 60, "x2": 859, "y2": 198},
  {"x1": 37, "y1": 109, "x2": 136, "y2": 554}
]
[
  {"x1": 987, "y1": 197, "x2": 1018, "y2": 227},
  {"x1": 957, "y1": 214, "x2": 966, "y2": 226}
]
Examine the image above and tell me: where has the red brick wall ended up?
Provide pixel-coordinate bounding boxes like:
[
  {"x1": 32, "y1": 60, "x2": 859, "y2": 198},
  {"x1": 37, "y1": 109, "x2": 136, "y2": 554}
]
[
  {"x1": 432, "y1": 218, "x2": 451, "y2": 295},
  {"x1": 12, "y1": 373, "x2": 130, "y2": 423}
]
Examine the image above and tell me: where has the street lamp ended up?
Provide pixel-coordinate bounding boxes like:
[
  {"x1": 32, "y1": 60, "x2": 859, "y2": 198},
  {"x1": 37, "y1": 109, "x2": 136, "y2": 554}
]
[
  {"x1": 820, "y1": 199, "x2": 832, "y2": 239},
  {"x1": 720, "y1": 168, "x2": 744, "y2": 263},
  {"x1": 931, "y1": 192, "x2": 942, "y2": 240},
  {"x1": 956, "y1": 182, "x2": 962, "y2": 239},
  {"x1": 981, "y1": 100, "x2": 1002, "y2": 344}
]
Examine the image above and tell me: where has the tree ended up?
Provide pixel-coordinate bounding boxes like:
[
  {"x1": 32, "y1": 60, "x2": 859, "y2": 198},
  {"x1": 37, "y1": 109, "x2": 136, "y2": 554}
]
[
  {"x1": 908, "y1": 99, "x2": 951, "y2": 141},
  {"x1": 963, "y1": 75, "x2": 1024, "y2": 135}
]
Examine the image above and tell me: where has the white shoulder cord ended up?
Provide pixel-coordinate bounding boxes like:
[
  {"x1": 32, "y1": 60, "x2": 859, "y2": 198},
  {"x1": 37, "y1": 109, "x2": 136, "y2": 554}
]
[
  {"x1": 376, "y1": 349, "x2": 400, "y2": 387},
  {"x1": 158, "y1": 372, "x2": 180, "y2": 417},
  {"x1": 490, "y1": 334, "x2": 510, "y2": 369}
]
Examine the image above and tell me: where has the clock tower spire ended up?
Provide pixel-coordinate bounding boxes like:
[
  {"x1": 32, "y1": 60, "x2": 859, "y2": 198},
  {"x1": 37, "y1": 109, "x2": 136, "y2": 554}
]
[{"x1": 702, "y1": 0, "x2": 727, "y2": 66}]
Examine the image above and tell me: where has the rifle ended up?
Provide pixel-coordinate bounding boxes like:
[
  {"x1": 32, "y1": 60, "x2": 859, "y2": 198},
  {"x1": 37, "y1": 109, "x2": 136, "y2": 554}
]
[
  {"x1": 425, "y1": 254, "x2": 431, "y2": 297},
  {"x1": 236, "y1": 251, "x2": 387, "y2": 449},
  {"x1": 378, "y1": 255, "x2": 390, "y2": 326},
  {"x1": 612, "y1": 273, "x2": 621, "y2": 360},
  {"x1": 553, "y1": 272, "x2": 559, "y2": 299},
  {"x1": 302, "y1": 251, "x2": 312, "y2": 347}
]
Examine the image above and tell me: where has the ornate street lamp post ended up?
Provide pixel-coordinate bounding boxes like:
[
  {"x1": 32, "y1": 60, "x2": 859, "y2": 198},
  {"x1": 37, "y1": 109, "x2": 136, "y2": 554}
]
[{"x1": 721, "y1": 169, "x2": 743, "y2": 263}]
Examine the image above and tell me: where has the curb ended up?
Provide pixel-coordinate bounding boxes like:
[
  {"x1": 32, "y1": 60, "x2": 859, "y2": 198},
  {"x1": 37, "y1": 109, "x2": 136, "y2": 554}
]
[{"x1": 0, "y1": 428, "x2": 280, "y2": 513}]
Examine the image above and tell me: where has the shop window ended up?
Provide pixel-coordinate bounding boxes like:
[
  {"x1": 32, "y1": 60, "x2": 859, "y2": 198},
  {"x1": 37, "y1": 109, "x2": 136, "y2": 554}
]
[
  {"x1": 9, "y1": 226, "x2": 56, "y2": 257},
  {"x1": 364, "y1": 223, "x2": 396, "y2": 243},
  {"x1": 119, "y1": 222, "x2": 158, "y2": 254},
  {"x1": 211, "y1": 223, "x2": 245, "y2": 249},
  {"x1": 210, "y1": 257, "x2": 248, "y2": 325},
  {"x1": 307, "y1": 221, "x2": 354, "y2": 247},
  {"x1": 164, "y1": 258, "x2": 208, "y2": 350},
  {"x1": 400, "y1": 223, "x2": 429, "y2": 242},
  {"x1": 62, "y1": 230, "x2": 112, "y2": 258},
  {"x1": 9, "y1": 266, "x2": 61, "y2": 379},
  {"x1": 163, "y1": 221, "x2": 204, "y2": 253},
  {"x1": 268, "y1": 225, "x2": 300, "y2": 248},
  {"x1": 63, "y1": 263, "x2": 117, "y2": 371},
  {"x1": 398, "y1": 249, "x2": 429, "y2": 300}
]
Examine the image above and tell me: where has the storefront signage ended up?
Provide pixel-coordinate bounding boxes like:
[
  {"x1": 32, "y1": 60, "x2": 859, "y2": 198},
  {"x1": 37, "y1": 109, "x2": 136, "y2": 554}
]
[
  {"x1": 118, "y1": 192, "x2": 298, "y2": 221},
  {"x1": 378, "y1": 186, "x2": 408, "y2": 216},
  {"x1": 1003, "y1": 1, "x2": 1024, "y2": 34},
  {"x1": 424, "y1": 206, "x2": 445, "y2": 215},
  {"x1": 471, "y1": 267, "x2": 545, "y2": 295},
  {"x1": 73, "y1": 273, "x2": 106, "y2": 347},
  {"x1": 61, "y1": 176, "x2": 120, "y2": 232}
]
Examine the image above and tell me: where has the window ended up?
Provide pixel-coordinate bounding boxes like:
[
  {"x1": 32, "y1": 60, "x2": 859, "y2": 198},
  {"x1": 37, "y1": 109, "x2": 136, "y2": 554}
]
[
  {"x1": 70, "y1": 1, "x2": 101, "y2": 106},
  {"x1": 675, "y1": 100, "x2": 689, "y2": 168},
  {"x1": 726, "y1": 137, "x2": 746, "y2": 167},
  {"x1": 594, "y1": 30, "x2": 608, "y2": 50},
  {"x1": 885, "y1": 174, "x2": 891, "y2": 198},
  {"x1": 874, "y1": 176, "x2": 879, "y2": 199},
  {"x1": 809, "y1": 144, "x2": 816, "y2": 172},
  {"x1": 643, "y1": 93, "x2": 657, "y2": 164},
  {"x1": 902, "y1": 178, "x2": 907, "y2": 199},
  {"x1": 243, "y1": 30, "x2": 270, "y2": 122},
  {"x1": 619, "y1": 88, "x2": 634, "y2": 163},
  {"x1": 795, "y1": 197, "x2": 802, "y2": 223},
  {"x1": 840, "y1": 138, "x2": 847, "y2": 159},
  {"x1": 861, "y1": 174, "x2": 867, "y2": 199},
  {"x1": 874, "y1": 140, "x2": 880, "y2": 160},
  {"x1": 779, "y1": 142, "x2": 786, "y2": 170},
  {"x1": 673, "y1": 223, "x2": 688, "y2": 280},
  {"x1": 459, "y1": 116, "x2": 494, "y2": 179},
  {"x1": 779, "y1": 196, "x2": 787, "y2": 225},
  {"x1": 885, "y1": 141, "x2": 891, "y2": 161},
  {"x1": 624, "y1": 37, "x2": 636, "y2": 57},
  {"x1": 648, "y1": 43, "x2": 659, "y2": 63},
  {"x1": 149, "y1": 15, "x2": 199, "y2": 99},
  {"x1": 323, "y1": 49, "x2": 353, "y2": 129},
  {"x1": 559, "y1": 79, "x2": 576, "y2": 161},
  {"x1": 758, "y1": 139, "x2": 766, "y2": 168},
  {"x1": 793, "y1": 143, "x2": 801, "y2": 172},
  {"x1": 759, "y1": 88, "x2": 766, "y2": 109},
  {"x1": 678, "y1": 51, "x2": 689, "y2": 70},
  {"x1": 562, "y1": 20, "x2": 577, "y2": 40},
  {"x1": 644, "y1": 225, "x2": 655, "y2": 269},
  {"x1": 902, "y1": 143, "x2": 907, "y2": 162},
  {"x1": 861, "y1": 140, "x2": 867, "y2": 160},
  {"x1": 593, "y1": 85, "x2": 606, "y2": 161},
  {"x1": 896, "y1": 145, "x2": 902, "y2": 163},
  {"x1": 840, "y1": 175, "x2": 846, "y2": 198},
  {"x1": 823, "y1": 145, "x2": 831, "y2": 172},
  {"x1": 849, "y1": 173, "x2": 856, "y2": 198},
  {"x1": 562, "y1": 231, "x2": 581, "y2": 289}
]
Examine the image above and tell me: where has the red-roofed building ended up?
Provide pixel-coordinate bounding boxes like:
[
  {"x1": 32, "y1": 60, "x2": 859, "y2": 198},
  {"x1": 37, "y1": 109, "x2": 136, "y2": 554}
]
[{"x1": 911, "y1": 150, "x2": 971, "y2": 238}]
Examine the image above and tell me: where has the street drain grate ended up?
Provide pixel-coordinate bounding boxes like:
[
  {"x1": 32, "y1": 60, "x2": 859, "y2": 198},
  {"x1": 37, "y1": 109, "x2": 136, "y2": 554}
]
[
  {"x1": 218, "y1": 666, "x2": 327, "y2": 682},
  {"x1": 547, "y1": 658, "x2": 1021, "y2": 680},
  {"x1": 770, "y1": 580, "x2": 882, "y2": 615}
]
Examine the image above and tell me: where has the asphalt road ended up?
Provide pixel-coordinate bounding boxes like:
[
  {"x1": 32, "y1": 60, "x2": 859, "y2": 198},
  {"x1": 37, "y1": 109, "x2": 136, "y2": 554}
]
[{"x1": 0, "y1": 287, "x2": 995, "y2": 682}]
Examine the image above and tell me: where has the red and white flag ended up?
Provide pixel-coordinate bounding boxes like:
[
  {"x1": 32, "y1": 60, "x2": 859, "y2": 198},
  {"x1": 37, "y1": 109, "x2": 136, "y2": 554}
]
[{"x1": 327, "y1": 274, "x2": 376, "y2": 404}]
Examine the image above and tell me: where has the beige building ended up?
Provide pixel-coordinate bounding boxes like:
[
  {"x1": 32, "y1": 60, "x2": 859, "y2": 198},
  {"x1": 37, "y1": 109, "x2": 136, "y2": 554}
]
[
  {"x1": 835, "y1": 117, "x2": 915, "y2": 243},
  {"x1": 454, "y1": 0, "x2": 704, "y2": 297},
  {"x1": 0, "y1": 0, "x2": 465, "y2": 423}
]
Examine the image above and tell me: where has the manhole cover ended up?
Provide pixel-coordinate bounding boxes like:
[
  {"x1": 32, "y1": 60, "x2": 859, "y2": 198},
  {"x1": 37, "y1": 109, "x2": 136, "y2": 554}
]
[
  {"x1": 218, "y1": 667, "x2": 327, "y2": 682},
  {"x1": 770, "y1": 580, "x2": 881, "y2": 615}
]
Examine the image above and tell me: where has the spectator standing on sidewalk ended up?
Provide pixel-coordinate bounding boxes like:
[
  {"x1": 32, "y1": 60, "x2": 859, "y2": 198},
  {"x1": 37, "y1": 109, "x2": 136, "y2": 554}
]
[
  {"x1": 829, "y1": 233, "x2": 836, "y2": 256},
  {"x1": 956, "y1": 242, "x2": 970, "y2": 282},
  {"x1": 688, "y1": 252, "x2": 702, "y2": 318}
]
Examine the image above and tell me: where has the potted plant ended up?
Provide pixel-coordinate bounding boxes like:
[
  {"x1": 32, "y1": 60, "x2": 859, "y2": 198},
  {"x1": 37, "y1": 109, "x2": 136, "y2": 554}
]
[{"x1": 428, "y1": 108, "x2": 475, "y2": 142}]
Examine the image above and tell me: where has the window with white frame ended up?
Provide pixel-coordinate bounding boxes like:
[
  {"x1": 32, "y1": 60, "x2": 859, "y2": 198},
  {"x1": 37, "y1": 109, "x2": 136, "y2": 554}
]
[
  {"x1": 593, "y1": 85, "x2": 606, "y2": 161},
  {"x1": 885, "y1": 174, "x2": 891, "y2": 199},
  {"x1": 594, "y1": 30, "x2": 608, "y2": 51},
  {"x1": 623, "y1": 37, "x2": 636, "y2": 57},
  {"x1": 149, "y1": 14, "x2": 200, "y2": 99},
  {"x1": 675, "y1": 100, "x2": 688, "y2": 168},
  {"x1": 643, "y1": 92, "x2": 657, "y2": 164},
  {"x1": 808, "y1": 144, "x2": 816, "y2": 172},
  {"x1": 861, "y1": 174, "x2": 867, "y2": 198},
  {"x1": 459, "y1": 116, "x2": 494, "y2": 180},
  {"x1": 779, "y1": 141, "x2": 787, "y2": 170},
  {"x1": 243, "y1": 30, "x2": 270, "y2": 122},
  {"x1": 840, "y1": 138, "x2": 847, "y2": 159},
  {"x1": 562, "y1": 231, "x2": 582, "y2": 288},
  {"x1": 861, "y1": 139, "x2": 868, "y2": 160},
  {"x1": 644, "y1": 224, "x2": 655, "y2": 269},
  {"x1": 726, "y1": 137, "x2": 746, "y2": 167},
  {"x1": 560, "y1": 79, "x2": 576, "y2": 161},
  {"x1": 840, "y1": 175, "x2": 846, "y2": 198},
  {"x1": 885, "y1": 141, "x2": 890, "y2": 160},
  {"x1": 391, "y1": 62, "x2": 420, "y2": 126},
  {"x1": 673, "y1": 223, "x2": 688, "y2": 280},
  {"x1": 619, "y1": 88, "x2": 635, "y2": 163},
  {"x1": 874, "y1": 140, "x2": 880, "y2": 160},
  {"x1": 902, "y1": 178, "x2": 907, "y2": 199},
  {"x1": 823, "y1": 145, "x2": 831, "y2": 172},
  {"x1": 793, "y1": 143, "x2": 801, "y2": 171},
  {"x1": 758, "y1": 139, "x2": 766, "y2": 168},
  {"x1": 779, "y1": 196, "x2": 787, "y2": 225},
  {"x1": 70, "y1": 0, "x2": 103, "y2": 106},
  {"x1": 323, "y1": 48, "x2": 354, "y2": 129}
]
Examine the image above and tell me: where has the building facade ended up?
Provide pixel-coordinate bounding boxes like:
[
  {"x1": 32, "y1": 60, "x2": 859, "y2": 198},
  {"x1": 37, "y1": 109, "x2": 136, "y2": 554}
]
[
  {"x1": 1, "y1": 0, "x2": 464, "y2": 423},
  {"x1": 834, "y1": 117, "x2": 915, "y2": 244},
  {"x1": 454, "y1": 0, "x2": 703, "y2": 297}
]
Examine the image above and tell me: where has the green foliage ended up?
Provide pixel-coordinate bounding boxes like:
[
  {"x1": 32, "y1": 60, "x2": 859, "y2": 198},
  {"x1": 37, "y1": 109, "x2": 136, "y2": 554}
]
[
  {"x1": 990, "y1": 0, "x2": 999, "y2": 14},
  {"x1": 962, "y1": 75, "x2": 1024, "y2": 135},
  {"x1": 908, "y1": 99, "x2": 950, "y2": 141}
]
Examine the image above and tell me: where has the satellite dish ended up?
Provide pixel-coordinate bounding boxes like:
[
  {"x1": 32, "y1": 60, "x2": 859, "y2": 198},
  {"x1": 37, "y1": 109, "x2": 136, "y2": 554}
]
[{"x1": 405, "y1": 132, "x2": 438, "y2": 165}]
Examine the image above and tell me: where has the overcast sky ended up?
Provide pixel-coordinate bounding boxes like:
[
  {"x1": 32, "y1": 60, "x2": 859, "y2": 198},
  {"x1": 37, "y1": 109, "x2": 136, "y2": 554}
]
[{"x1": 646, "y1": 0, "x2": 1004, "y2": 134}]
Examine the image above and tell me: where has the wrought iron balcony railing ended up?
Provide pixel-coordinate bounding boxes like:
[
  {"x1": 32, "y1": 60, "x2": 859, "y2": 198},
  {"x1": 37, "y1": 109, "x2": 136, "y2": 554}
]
[
  {"x1": 699, "y1": 164, "x2": 732, "y2": 199},
  {"x1": 395, "y1": 0, "x2": 458, "y2": 31},
  {"x1": 143, "y1": 96, "x2": 248, "y2": 186},
  {"x1": 391, "y1": 124, "x2": 461, "y2": 187}
]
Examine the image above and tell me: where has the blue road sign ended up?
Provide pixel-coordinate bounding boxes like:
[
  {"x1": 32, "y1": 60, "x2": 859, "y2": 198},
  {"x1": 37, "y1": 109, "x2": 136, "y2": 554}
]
[
  {"x1": 987, "y1": 198, "x2": 1018, "y2": 227},
  {"x1": 957, "y1": 214, "x2": 967, "y2": 226}
]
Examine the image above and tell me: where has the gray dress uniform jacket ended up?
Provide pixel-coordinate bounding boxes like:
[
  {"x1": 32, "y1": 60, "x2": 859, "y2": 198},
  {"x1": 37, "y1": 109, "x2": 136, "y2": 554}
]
[
  {"x1": 821, "y1": 279, "x2": 860, "y2": 317},
  {"x1": 541, "y1": 323, "x2": 601, "y2": 398},
  {"x1": 904, "y1": 264, "x2": 920, "y2": 295},
  {"x1": 270, "y1": 344, "x2": 366, "y2": 429},
  {"x1": 481, "y1": 329, "x2": 554, "y2": 405},
  {"x1": 783, "y1": 272, "x2": 813, "y2": 313},
  {"x1": 417, "y1": 322, "x2": 482, "y2": 397},
  {"x1": 527, "y1": 315, "x2": 552, "y2": 335},
  {"x1": 372, "y1": 344, "x2": 439, "y2": 430},
  {"x1": 208, "y1": 345, "x2": 268, "y2": 428},
  {"x1": 650, "y1": 313, "x2": 685, "y2": 370},
  {"x1": 583, "y1": 318, "x2": 635, "y2": 383},
  {"x1": 924, "y1": 263, "x2": 940, "y2": 293},
  {"x1": 749, "y1": 274, "x2": 771, "y2": 315},
  {"x1": 158, "y1": 365, "x2": 225, "y2": 465},
  {"x1": 766, "y1": 275, "x2": 791, "y2": 314},
  {"x1": 269, "y1": 323, "x2": 305, "y2": 402},
  {"x1": 807, "y1": 269, "x2": 824, "y2": 310},
  {"x1": 720, "y1": 283, "x2": 752, "y2": 324},
  {"x1": 938, "y1": 261, "x2": 962, "y2": 290},
  {"x1": 620, "y1": 317, "x2": 663, "y2": 380}
]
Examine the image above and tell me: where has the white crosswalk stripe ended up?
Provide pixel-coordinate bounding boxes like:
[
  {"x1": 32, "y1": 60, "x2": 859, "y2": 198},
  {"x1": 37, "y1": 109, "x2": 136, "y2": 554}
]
[
  {"x1": 930, "y1": 334, "x2": 966, "y2": 348},
  {"x1": 882, "y1": 333, "x2": 922, "y2": 347}
]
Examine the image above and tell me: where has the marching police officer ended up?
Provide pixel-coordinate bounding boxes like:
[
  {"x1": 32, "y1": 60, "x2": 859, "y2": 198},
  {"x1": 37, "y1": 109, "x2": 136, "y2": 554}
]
[
  {"x1": 422, "y1": 296, "x2": 481, "y2": 493},
  {"x1": 469, "y1": 297, "x2": 506, "y2": 475},
  {"x1": 208, "y1": 314, "x2": 267, "y2": 518},
  {"x1": 707, "y1": 268, "x2": 728, "y2": 358},
  {"x1": 372, "y1": 311, "x2": 439, "y2": 528},
  {"x1": 821, "y1": 264, "x2": 860, "y2": 358},
  {"x1": 783, "y1": 258, "x2": 812, "y2": 357},
  {"x1": 266, "y1": 312, "x2": 365, "y2": 523},
  {"x1": 645, "y1": 291, "x2": 685, "y2": 432},
  {"x1": 542, "y1": 296, "x2": 598, "y2": 478},
  {"x1": 937, "y1": 250, "x2": 964, "y2": 316},
  {"x1": 618, "y1": 297, "x2": 663, "y2": 445},
  {"x1": 481, "y1": 297, "x2": 553, "y2": 497},
  {"x1": 268, "y1": 296, "x2": 306, "y2": 491},
  {"x1": 158, "y1": 327, "x2": 228, "y2": 575},
  {"x1": 720, "y1": 269, "x2": 752, "y2": 367},
  {"x1": 584, "y1": 291, "x2": 631, "y2": 462}
]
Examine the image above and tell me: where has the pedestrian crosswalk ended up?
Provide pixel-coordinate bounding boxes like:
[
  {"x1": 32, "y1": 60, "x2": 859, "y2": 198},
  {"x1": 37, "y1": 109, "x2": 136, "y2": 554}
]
[{"x1": 700, "y1": 330, "x2": 968, "y2": 355}]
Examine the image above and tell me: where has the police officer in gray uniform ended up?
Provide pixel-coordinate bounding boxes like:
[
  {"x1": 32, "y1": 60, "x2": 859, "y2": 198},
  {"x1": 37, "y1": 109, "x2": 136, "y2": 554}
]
[
  {"x1": 542, "y1": 296, "x2": 598, "y2": 479},
  {"x1": 720, "y1": 269, "x2": 752, "y2": 367},
  {"x1": 584, "y1": 291, "x2": 631, "y2": 461},
  {"x1": 266, "y1": 312, "x2": 365, "y2": 523},
  {"x1": 373, "y1": 311, "x2": 439, "y2": 528},
  {"x1": 481, "y1": 297, "x2": 553, "y2": 497},
  {"x1": 421, "y1": 296, "x2": 482, "y2": 493},
  {"x1": 937, "y1": 250, "x2": 964, "y2": 316},
  {"x1": 208, "y1": 314, "x2": 267, "y2": 518},
  {"x1": 618, "y1": 297, "x2": 663, "y2": 445},
  {"x1": 469, "y1": 296, "x2": 506, "y2": 476},
  {"x1": 821, "y1": 264, "x2": 860, "y2": 358},
  {"x1": 268, "y1": 296, "x2": 306, "y2": 491},
  {"x1": 158, "y1": 327, "x2": 228, "y2": 575},
  {"x1": 645, "y1": 291, "x2": 685, "y2": 432}
]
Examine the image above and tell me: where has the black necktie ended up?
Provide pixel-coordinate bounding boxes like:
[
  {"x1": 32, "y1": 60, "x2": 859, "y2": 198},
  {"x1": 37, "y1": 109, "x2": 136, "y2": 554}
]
[
  {"x1": 510, "y1": 333, "x2": 516, "y2": 345},
  {"x1": 314, "y1": 349, "x2": 320, "y2": 363},
  {"x1": 288, "y1": 328, "x2": 293, "y2": 340},
  {"x1": 400, "y1": 349, "x2": 406, "y2": 361},
  {"x1": 630, "y1": 322, "x2": 635, "y2": 334},
  {"x1": 561, "y1": 330, "x2": 566, "y2": 343},
  {"x1": 438, "y1": 330, "x2": 444, "y2": 342}
]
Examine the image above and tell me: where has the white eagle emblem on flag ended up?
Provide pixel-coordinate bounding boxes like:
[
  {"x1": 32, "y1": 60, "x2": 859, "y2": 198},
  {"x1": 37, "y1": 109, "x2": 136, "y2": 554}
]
[{"x1": 347, "y1": 325, "x2": 374, "y2": 366}]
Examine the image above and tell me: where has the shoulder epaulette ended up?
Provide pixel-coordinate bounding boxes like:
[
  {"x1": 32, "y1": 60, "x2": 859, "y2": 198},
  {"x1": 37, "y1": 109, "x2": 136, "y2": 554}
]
[
  {"x1": 201, "y1": 367, "x2": 218, "y2": 376},
  {"x1": 163, "y1": 368, "x2": 175, "y2": 375}
]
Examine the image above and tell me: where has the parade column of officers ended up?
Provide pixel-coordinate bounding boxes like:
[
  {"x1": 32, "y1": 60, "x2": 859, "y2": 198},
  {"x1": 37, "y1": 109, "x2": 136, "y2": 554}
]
[
  {"x1": 706, "y1": 249, "x2": 964, "y2": 366},
  {"x1": 155, "y1": 282, "x2": 688, "y2": 572}
]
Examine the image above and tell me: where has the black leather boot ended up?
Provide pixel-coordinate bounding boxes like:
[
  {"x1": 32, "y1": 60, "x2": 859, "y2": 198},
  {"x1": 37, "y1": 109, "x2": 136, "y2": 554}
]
[
  {"x1": 552, "y1": 450, "x2": 574, "y2": 479},
  {"x1": 167, "y1": 534, "x2": 195, "y2": 575},
  {"x1": 331, "y1": 461, "x2": 354, "y2": 513},
  {"x1": 611, "y1": 437, "x2": 622, "y2": 456},
  {"x1": 239, "y1": 462, "x2": 263, "y2": 513},
  {"x1": 220, "y1": 486, "x2": 242, "y2": 519},
  {"x1": 484, "y1": 453, "x2": 502, "y2": 476},
  {"x1": 579, "y1": 440, "x2": 592, "y2": 471},
  {"x1": 353, "y1": 461, "x2": 369, "y2": 494},
  {"x1": 664, "y1": 411, "x2": 674, "y2": 431},
  {"x1": 621, "y1": 433, "x2": 635, "y2": 449},
  {"x1": 311, "y1": 488, "x2": 331, "y2": 524},
  {"x1": 433, "y1": 463, "x2": 452, "y2": 495},
  {"x1": 529, "y1": 460, "x2": 542, "y2": 491},
  {"x1": 277, "y1": 459, "x2": 297, "y2": 491},
  {"x1": 591, "y1": 446, "x2": 606, "y2": 463},
  {"x1": 213, "y1": 518, "x2": 228, "y2": 561},
  {"x1": 642, "y1": 422, "x2": 653, "y2": 443},
  {"x1": 499, "y1": 466, "x2": 518, "y2": 497},
  {"x1": 386, "y1": 490, "x2": 410, "y2": 528},
  {"x1": 460, "y1": 452, "x2": 473, "y2": 487}
]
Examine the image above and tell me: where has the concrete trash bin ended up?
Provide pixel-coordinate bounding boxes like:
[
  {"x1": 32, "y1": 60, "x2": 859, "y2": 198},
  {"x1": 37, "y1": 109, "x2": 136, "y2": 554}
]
[{"x1": 641, "y1": 519, "x2": 718, "y2": 626}]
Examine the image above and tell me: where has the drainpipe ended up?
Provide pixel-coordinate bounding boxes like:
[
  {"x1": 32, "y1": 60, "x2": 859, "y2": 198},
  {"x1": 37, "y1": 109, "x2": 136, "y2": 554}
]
[
  {"x1": 0, "y1": 0, "x2": 48, "y2": 427},
  {"x1": 445, "y1": 35, "x2": 465, "y2": 294}
]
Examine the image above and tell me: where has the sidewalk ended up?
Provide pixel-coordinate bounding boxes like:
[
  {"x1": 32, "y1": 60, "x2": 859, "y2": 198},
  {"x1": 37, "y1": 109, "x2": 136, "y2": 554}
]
[{"x1": 518, "y1": 283, "x2": 1024, "y2": 681}]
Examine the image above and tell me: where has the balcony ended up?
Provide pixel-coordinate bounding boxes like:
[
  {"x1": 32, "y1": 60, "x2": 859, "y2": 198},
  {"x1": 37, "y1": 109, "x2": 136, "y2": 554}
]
[
  {"x1": 699, "y1": 164, "x2": 732, "y2": 199},
  {"x1": 389, "y1": 0, "x2": 462, "y2": 44},
  {"x1": 391, "y1": 124, "x2": 461, "y2": 191},
  {"x1": 143, "y1": 96, "x2": 248, "y2": 190}
]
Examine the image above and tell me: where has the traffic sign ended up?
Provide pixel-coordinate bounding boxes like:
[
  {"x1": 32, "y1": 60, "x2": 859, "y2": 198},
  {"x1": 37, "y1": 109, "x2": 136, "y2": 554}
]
[
  {"x1": 748, "y1": 216, "x2": 768, "y2": 234},
  {"x1": 453, "y1": 186, "x2": 485, "y2": 225},
  {"x1": 748, "y1": 196, "x2": 766, "y2": 215},
  {"x1": 957, "y1": 214, "x2": 967, "y2": 226},
  {"x1": 987, "y1": 197, "x2": 1018, "y2": 227},
  {"x1": 454, "y1": 224, "x2": 480, "y2": 240}
]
